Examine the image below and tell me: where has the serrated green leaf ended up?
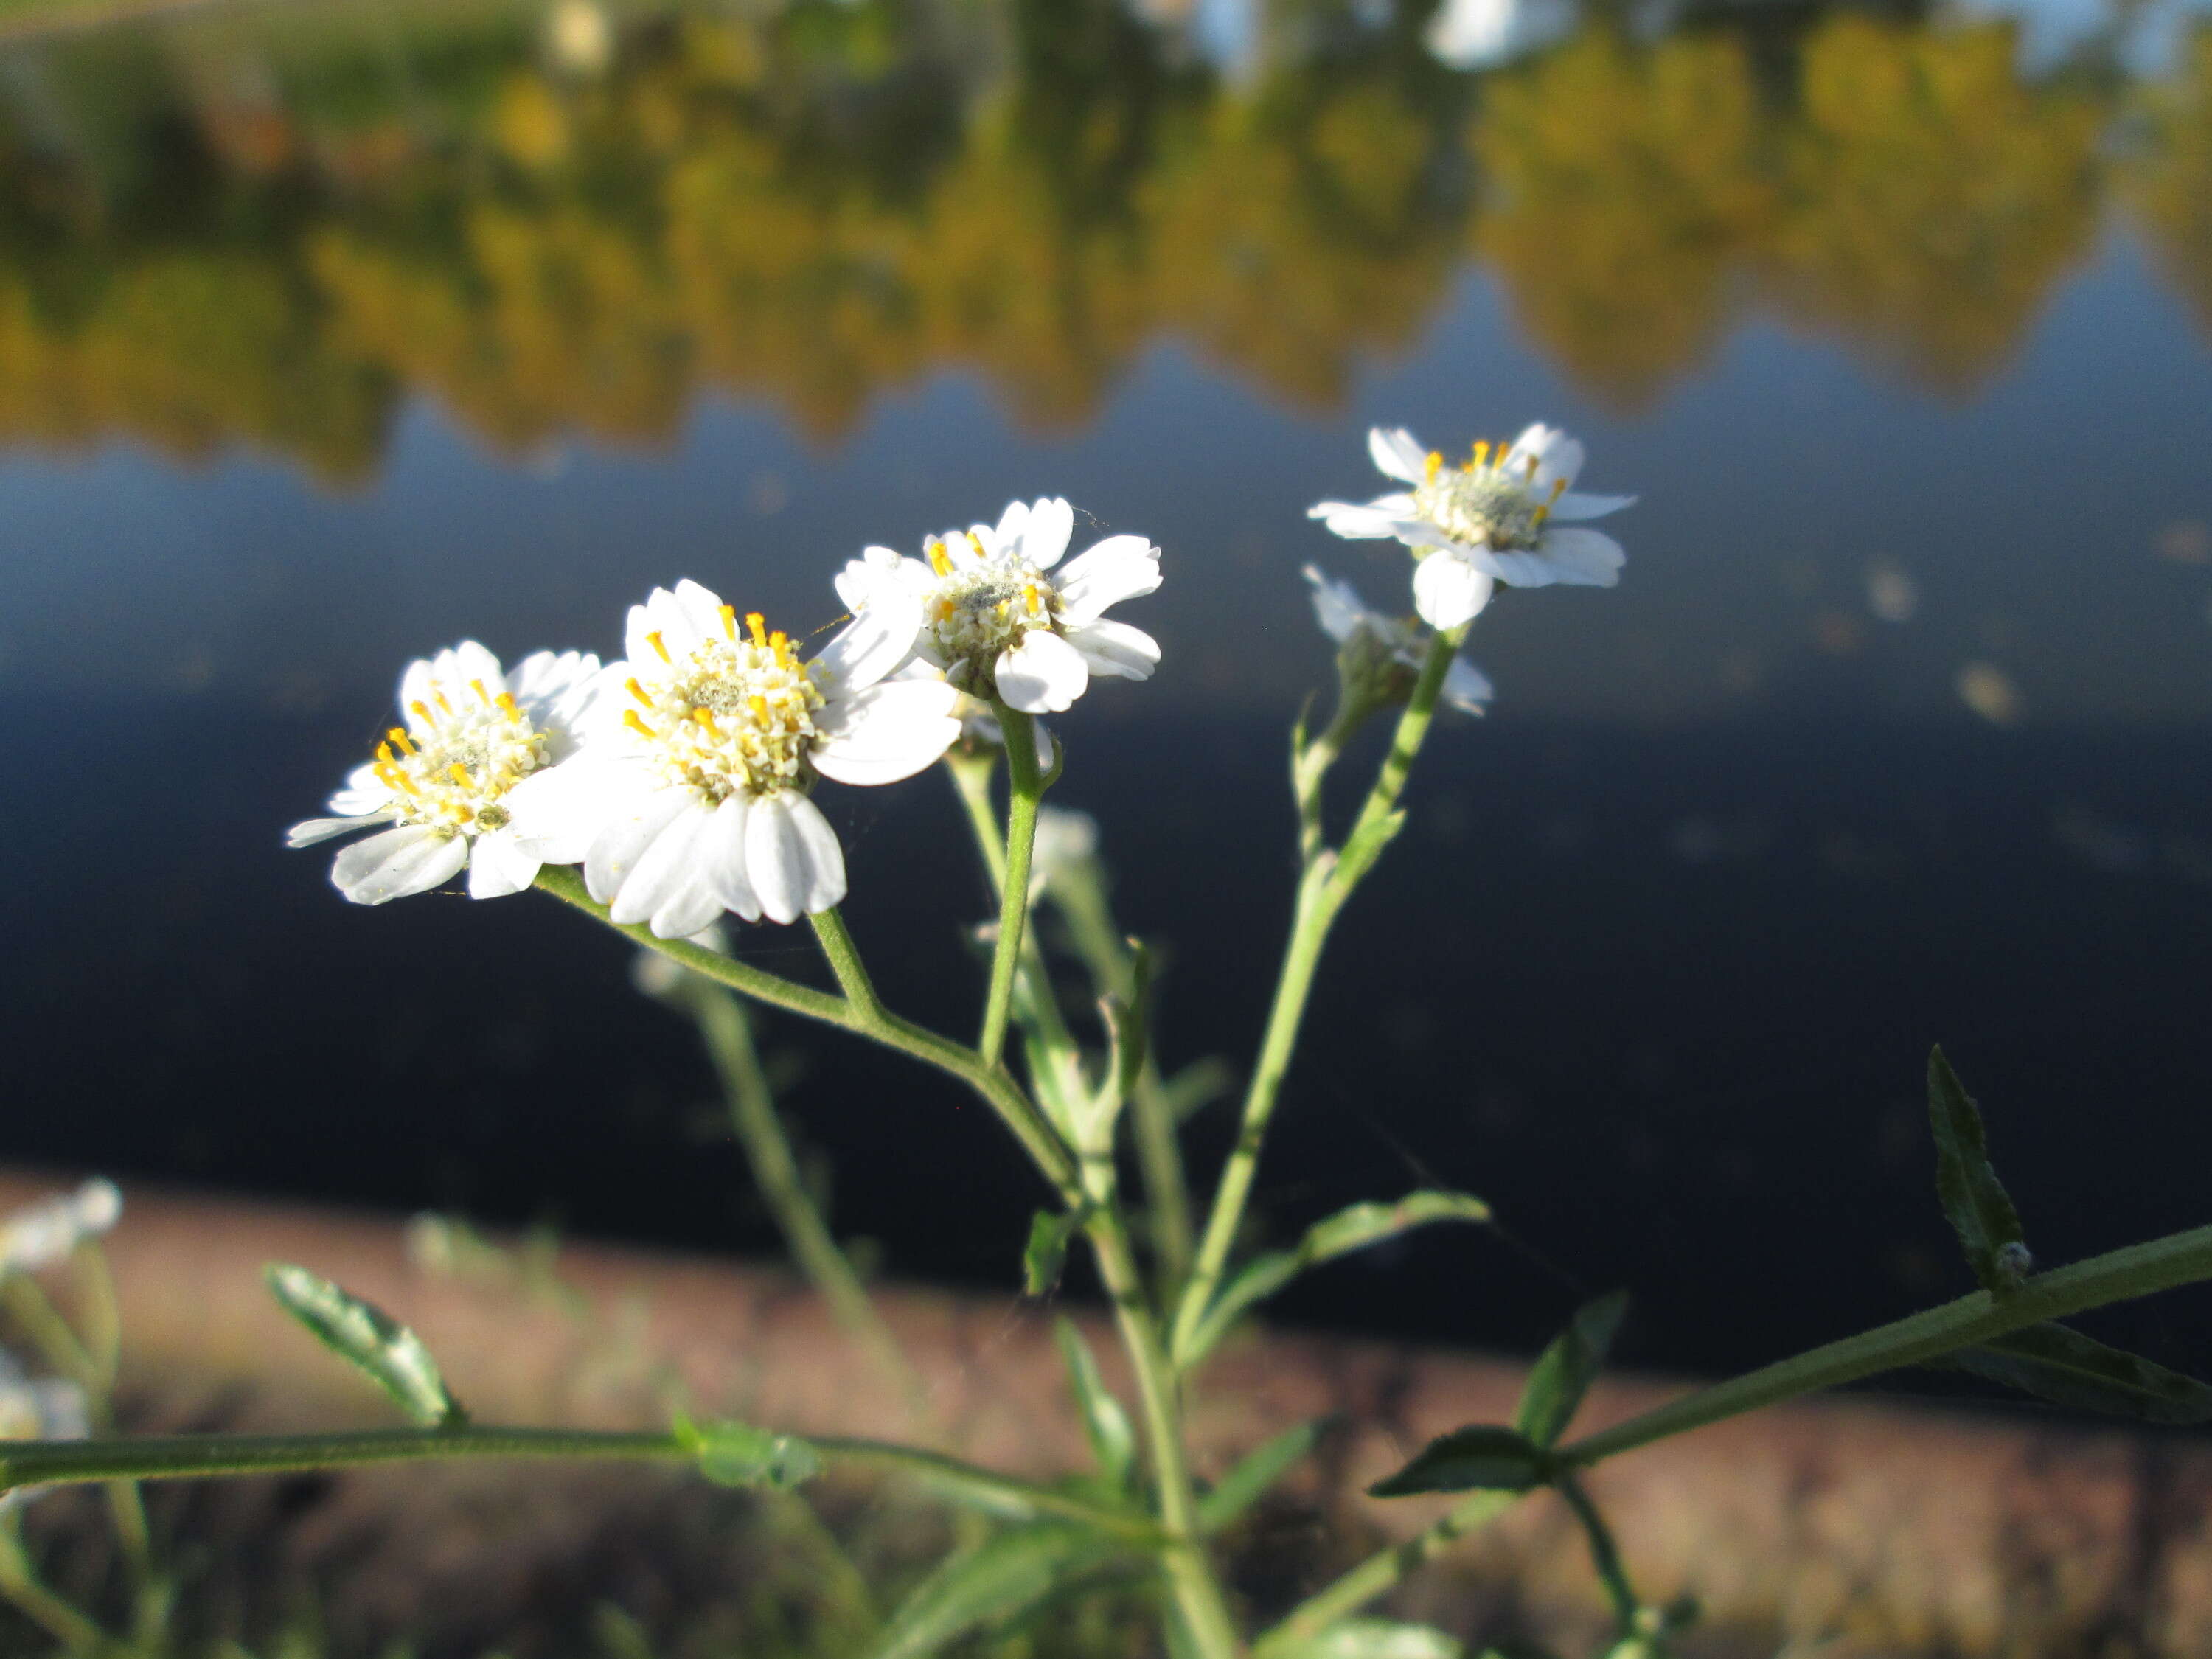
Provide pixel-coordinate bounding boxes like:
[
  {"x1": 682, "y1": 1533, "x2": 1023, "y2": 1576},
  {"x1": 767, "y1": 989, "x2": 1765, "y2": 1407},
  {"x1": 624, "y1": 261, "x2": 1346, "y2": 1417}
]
[
  {"x1": 1023, "y1": 1207, "x2": 1085, "y2": 1297},
  {"x1": 1199, "y1": 1419, "x2": 1327, "y2": 1534},
  {"x1": 1054, "y1": 1318, "x2": 1137, "y2": 1490},
  {"x1": 1183, "y1": 1191, "x2": 1489, "y2": 1366},
  {"x1": 1944, "y1": 1321, "x2": 2212, "y2": 1424},
  {"x1": 1928, "y1": 1047, "x2": 2029, "y2": 1294},
  {"x1": 673, "y1": 1413, "x2": 821, "y2": 1489},
  {"x1": 1278, "y1": 1619, "x2": 1464, "y2": 1659},
  {"x1": 1514, "y1": 1291, "x2": 1628, "y2": 1449},
  {"x1": 1368, "y1": 1424, "x2": 1550, "y2": 1498},
  {"x1": 265, "y1": 1263, "x2": 464, "y2": 1429},
  {"x1": 861, "y1": 1525, "x2": 1119, "y2": 1659}
]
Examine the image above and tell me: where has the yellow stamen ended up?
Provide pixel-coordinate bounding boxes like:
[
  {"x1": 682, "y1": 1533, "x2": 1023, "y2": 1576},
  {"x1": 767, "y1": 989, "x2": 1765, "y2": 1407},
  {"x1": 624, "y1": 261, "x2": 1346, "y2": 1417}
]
[
  {"x1": 1472, "y1": 440, "x2": 1490, "y2": 467},
  {"x1": 748, "y1": 694, "x2": 769, "y2": 723},
  {"x1": 926, "y1": 538, "x2": 951, "y2": 577},
  {"x1": 936, "y1": 599, "x2": 955, "y2": 622},
  {"x1": 1425, "y1": 451, "x2": 1443, "y2": 483},
  {"x1": 623, "y1": 709, "x2": 655, "y2": 740},
  {"x1": 1525, "y1": 455, "x2": 1540, "y2": 481},
  {"x1": 693, "y1": 708, "x2": 717, "y2": 729},
  {"x1": 719, "y1": 604, "x2": 738, "y2": 639},
  {"x1": 745, "y1": 612, "x2": 768, "y2": 647},
  {"x1": 644, "y1": 630, "x2": 669, "y2": 664},
  {"x1": 625, "y1": 676, "x2": 650, "y2": 706},
  {"x1": 494, "y1": 692, "x2": 519, "y2": 716},
  {"x1": 468, "y1": 679, "x2": 490, "y2": 704},
  {"x1": 1023, "y1": 582, "x2": 1042, "y2": 616},
  {"x1": 966, "y1": 532, "x2": 987, "y2": 560},
  {"x1": 1533, "y1": 477, "x2": 1569, "y2": 529},
  {"x1": 376, "y1": 742, "x2": 396, "y2": 765},
  {"x1": 448, "y1": 762, "x2": 473, "y2": 788},
  {"x1": 771, "y1": 631, "x2": 792, "y2": 667},
  {"x1": 387, "y1": 727, "x2": 415, "y2": 755},
  {"x1": 408, "y1": 699, "x2": 433, "y2": 724},
  {"x1": 434, "y1": 689, "x2": 453, "y2": 715}
]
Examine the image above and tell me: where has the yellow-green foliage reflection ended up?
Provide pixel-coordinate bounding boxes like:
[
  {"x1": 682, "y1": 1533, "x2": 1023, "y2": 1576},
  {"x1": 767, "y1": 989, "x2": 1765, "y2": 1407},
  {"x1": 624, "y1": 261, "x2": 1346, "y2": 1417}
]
[{"x1": 0, "y1": 0, "x2": 2197, "y2": 477}]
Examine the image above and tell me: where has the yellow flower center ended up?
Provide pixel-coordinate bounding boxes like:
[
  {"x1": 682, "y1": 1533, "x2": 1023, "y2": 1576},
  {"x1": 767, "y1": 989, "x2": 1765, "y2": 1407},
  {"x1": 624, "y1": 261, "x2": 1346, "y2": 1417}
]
[{"x1": 622, "y1": 609, "x2": 825, "y2": 802}]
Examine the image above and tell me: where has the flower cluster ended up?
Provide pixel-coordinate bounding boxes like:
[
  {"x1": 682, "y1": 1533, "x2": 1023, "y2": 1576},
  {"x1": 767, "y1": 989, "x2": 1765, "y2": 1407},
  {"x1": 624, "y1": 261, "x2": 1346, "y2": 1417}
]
[
  {"x1": 291, "y1": 503, "x2": 1163, "y2": 933},
  {"x1": 293, "y1": 425, "x2": 1627, "y2": 928}
]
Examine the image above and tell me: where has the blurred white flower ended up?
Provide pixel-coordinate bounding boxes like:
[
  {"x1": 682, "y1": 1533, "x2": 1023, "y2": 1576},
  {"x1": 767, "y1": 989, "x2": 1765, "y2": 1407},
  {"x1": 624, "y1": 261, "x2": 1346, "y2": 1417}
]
[
  {"x1": 0, "y1": 1350, "x2": 90, "y2": 1511},
  {"x1": 630, "y1": 922, "x2": 733, "y2": 999},
  {"x1": 1304, "y1": 566, "x2": 1493, "y2": 715},
  {"x1": 288, "y1": 644, "x2": 601, "y2": 904},
  {"x1": 1029, "y1": 807, "x2": 1102, "y2": 900},
  {"x1": 838, "y1": 499, "x2": 1162, "y2": 715},
  {"x1": 1311, "y1": 425, "x2": 1633, "y2": 629},
  {"x1": 0, "y1": 1178, "x2": 122, "y2": 1277},
  {"x1": 1957, "y1": 662, "x2": 2023, "y2": 726},
  {"x1": 508, "y1": 580, "x2": 959, "y2": 932},
  {"x1": 1865, "y1": 560, "x2": 1919, "y2": 624},
  {"x1": 1425, "y1": 0, "x2": 1579, "y2": 70},
  {"x1": 546, "y1": 0, "x2": 612, "y2": 74}
]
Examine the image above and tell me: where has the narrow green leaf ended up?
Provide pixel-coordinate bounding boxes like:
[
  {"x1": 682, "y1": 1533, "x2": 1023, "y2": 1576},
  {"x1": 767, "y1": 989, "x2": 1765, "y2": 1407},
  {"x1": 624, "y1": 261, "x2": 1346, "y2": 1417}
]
[
  {"x1": 1198, "y1": 1419, "x2": 1327, "y2": 1533},
  {"x1": 265, "y1": 1263, "x2": 465, "y2": 1429},
  {"x1": 1023, "y1": 1208, "x2": 1085, "y2": 1297},
  {"x1": 1183, "y1": 1191, "x2": 1489, "y2": 1365},
  {"x1": 862, "y1": 1526, "x2": 1119, "y2": 1659},
  {"x1": 1053, "y1": 1318, "x2": 1137, "y2": 1490},
  {"x1": 1514, "y1": 1292, "x2": 1629, "y2": 1449},
  {"x1": 673, "y1": 1414, "x2": 821, "y2": 1489},
  {"x1": 1368, "y1": 1424, "x2": 1550, "y2": 1498},
  {"x1": 1928, "y1": 1046, "x2": 2030, "y2": 1293},
  {"x1": 1277, "y1": 1620, "x2": 1464, "y2": 1659},
  {"x1": 1944, "y1": 1321, "x2": 2212, "y2": 1424}
]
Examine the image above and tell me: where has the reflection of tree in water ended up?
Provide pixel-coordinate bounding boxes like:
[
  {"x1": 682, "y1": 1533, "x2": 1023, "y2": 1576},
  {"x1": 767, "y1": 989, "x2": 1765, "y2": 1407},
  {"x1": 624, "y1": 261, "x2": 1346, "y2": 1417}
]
[
  {"x1": 1764, "y1": 16, "x2": 2103, "y2": 393},
  {"x1": 0, "y1": 1, "x2": 2191, "y2": 476},
  {"x1": 1470, "y1": 30, "x2": 1773, "y2": 411},
  {"x1": 2121, "y1": 32, "x2": 2212, "y2": 338}
]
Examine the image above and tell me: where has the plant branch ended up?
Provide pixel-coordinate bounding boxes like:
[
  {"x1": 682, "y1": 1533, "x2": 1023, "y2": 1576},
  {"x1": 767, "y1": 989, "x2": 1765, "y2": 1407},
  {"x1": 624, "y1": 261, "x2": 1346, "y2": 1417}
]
[
  {"x1": 1254, "y1": 1490, "x2": 1518, "y2": 1653},
  {"x1": 979, "y1": 704, "x2": 1048, "y2": 1065}
]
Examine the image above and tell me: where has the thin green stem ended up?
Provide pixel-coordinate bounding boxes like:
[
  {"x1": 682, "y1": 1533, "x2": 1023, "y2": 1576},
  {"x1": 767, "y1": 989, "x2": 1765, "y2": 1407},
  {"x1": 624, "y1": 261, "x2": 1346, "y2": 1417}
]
[
  {"x1": 948, "y1": 750, "x2": 1008, "y2": 891},
  {"x1": 1562, "y1": 1219, "x2": 2212, "y2": 1468},
  {"x1": 534, "y1": 866, "x2": 1077, "y2": 1196},
  {"x1": 2, "y1": 1277, "x2": 98, "y2": 1392},
  {"x1": 1559, "y1": 1475, "x2": 1639, "y2": 1635},
  {"x1": 0, "y1": 1427, "x2": 1152, "y2": 1539},
  {"x1": 0, "y1": 1523, "x2": 104, "y2": 1653},
  {"x1": 809, "y1": 908, "x2": 884, "y2": 1020},
  {"x1": 1293, "y1": 698, "x2": 1368, "y2": 866},
  {"x1": 1254, "y1": 1491, "x2": 1517, "y2": 1654},
  {"x1": 1172, "y1": 633, "x2": 1463, "y2": 1365},
  {"x1": 1082, "y1": 1204, "x2": 1242, "y2": 1659},
  {"x1": 980, "y1": 704, "x2": 1047, "y2": 1065},
  {"x1": 686, "y1": 982, "x2": 928, "y2": 1419}
]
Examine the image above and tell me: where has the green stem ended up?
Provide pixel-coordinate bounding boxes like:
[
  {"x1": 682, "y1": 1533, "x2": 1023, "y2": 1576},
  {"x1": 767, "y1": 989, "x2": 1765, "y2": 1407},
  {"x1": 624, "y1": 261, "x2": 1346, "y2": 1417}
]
[
  {"x1": 0, "y1": 1523, "x2": 104, "y2": 1653},
  {"x1": 809, "y1": 908, "x2": 884, "y2": 1020},
  {"x1": 533, "y1": 866, "x2": 1077, "y2": 1197},
  {"x1": 1558, "y1": 1475, "x2": 1638, "y2": 1635},
  {"x1": 1082, "y1": 1204, "x2": 1243, "y2": 1658},
  {"x1": 1254, "y1": 1491, "x2": 1517, "y2": 1654},
  {"x1": 947, "y1": 749, "x2": 1008, "y2": 891},
  {"x1": 1293, "y1": 698, "x2": 1368, "y2": 866},
  {"x1": 686, "y1": 981, "x2": 928, "y2": 1419},
  {"x1": 1562, "y1": 1219, "x2": 2212, "y2": 1468},
  {"x1": 980, "y1": 704, "x2": 1048, "y2": 1065},
  {"x1": 0, "y1": 1427, "x2": 1153, "y2": 1539},
  {"x1": 1172, "y1": 633, "x2": 1463, "y2": 1365}
]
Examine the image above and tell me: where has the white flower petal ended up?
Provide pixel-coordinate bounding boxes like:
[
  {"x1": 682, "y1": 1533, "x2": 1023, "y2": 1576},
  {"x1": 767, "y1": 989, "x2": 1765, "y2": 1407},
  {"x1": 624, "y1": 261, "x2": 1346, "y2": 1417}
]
[
  {"x1": 700, "y1": 795, "x2": 762, "y2": 920},
  {"x1": 330, "y1": 825, "x2": 468, "y2": 905},
  {"x1": 812, "y1": 585, "x2": 922, "y2": 694},
  {"x1": 585, "y1": 787, "x2": 696, "y2": 906},
  {"x1": 1310, "y1": 499, "x2": 1421, "y2": 540},
  {"x1": 1442, "y1": 657, "x2": 1495, "y2": 714},
  {"x1": 1368, "y1": 427, "x2": 1430, "y2": 485},
  {"x1": 626, "y1": 587, "x2": 706, "y2": 669},
  {"x1": 329, "y1": 763, "x2": 391, "y2": 816},
  {"x1": 1411, "y1": 551, "x2": 1497, "y2": 630},
  {"x1": 650, "y1": 871, "x2": 728, "y2": 941},
  {"x1": 1065, "y1": 619, "x2": 1160, "y2": 682},
  {"x1": 1551, "y1": 491, "x2": 1637, "y2": 521},
  {"x1": 1056, "y1": 536, "x2": 1160, "y2": 625},
  {"x1": 466, "y1": 827, "x2": 540, "y2": 899},
  {"x1": 288, "y1": 813, "x2": 383, "y2": 848},
  {"x1": 1020, "y1": 497, "x2": 1075, "y2": 569},
  {"x1": 835, "y1": 546, "x2": 922, "y2": 613},
  {"x1": 1503, "y1": 424, "x2": 1585, "y2": 493},
  {"x1": 606, "y1": 799, "x2": 717, "y2": 927},
  {"x1": 995, "y1": 629, "x2": 1091, "y2": 714},
  {"x1": 745, "y1": 792, "x2": 847, "y2": 923},
  {"x1": 1303, "y1": 565, "x2": 1367, "y2": 644},
  {"x1": 507, "y1": 755, "x2": 658, "y2": 863},
  {"x1": 812, "y1": 680, "x2": 961, "y2": 785},
  {"x1": 992, "y1": 499, "x2": 1029, "y2": 548},
  {"x1": 1531, "y1": 526, "x2": 1626, "y2": 586}
]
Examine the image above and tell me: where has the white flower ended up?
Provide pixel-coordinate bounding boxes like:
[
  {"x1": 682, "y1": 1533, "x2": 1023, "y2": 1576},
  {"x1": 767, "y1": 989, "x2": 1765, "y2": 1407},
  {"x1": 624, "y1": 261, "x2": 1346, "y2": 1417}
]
[
  {"x1": 288, "y1": 643, "x2": 601, "y2": 904},
  {"x1": 1310, "y1": 425, "x2": 1634, "y2": 629},
  {"x1": 506, "y1": 579, "x2": 959, "y2": 933},
  {"x1": 630, "y1": 922, "x2": 731, "y2": 999},
  {"x1": 0, "y1": 1179, "x2": 122, "y2": 1278},
  {"x1": 1029, "y1": 806, "x2": 1101, "y2": 900},
  {"x1": 837, "y1": 498, "x2": 1162, "y2": 715},
  {"x1": 1304, "y1": 566, "x2": 1492, "y2": 716},
  {"x1": 0, "y1": 1349, "x2": 89, "y2": 1511}
]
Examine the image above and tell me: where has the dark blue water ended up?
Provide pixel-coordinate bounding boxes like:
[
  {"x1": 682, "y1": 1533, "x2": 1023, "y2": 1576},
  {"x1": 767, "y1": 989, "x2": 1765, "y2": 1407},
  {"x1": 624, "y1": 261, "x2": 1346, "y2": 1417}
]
[{"x1": 2, "y1": 0, "x2": 2211, "y2": 1380}]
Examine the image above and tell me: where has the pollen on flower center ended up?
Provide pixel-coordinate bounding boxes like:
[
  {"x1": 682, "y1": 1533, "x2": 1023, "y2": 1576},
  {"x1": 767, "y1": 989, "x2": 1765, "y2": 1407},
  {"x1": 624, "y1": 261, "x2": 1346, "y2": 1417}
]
[
  {"x1": 623, "y1": 611, "x2": 826, "y2": 802},
  {"x1": 924, "y1": 543, "x2": 1062, "y2": 692},
  {"x1": 374, "y1": 681, "x2": 546, "y2": 836},
  {"x1": 1412, "y1": 453, "x2": 1565, "y2": 552}
]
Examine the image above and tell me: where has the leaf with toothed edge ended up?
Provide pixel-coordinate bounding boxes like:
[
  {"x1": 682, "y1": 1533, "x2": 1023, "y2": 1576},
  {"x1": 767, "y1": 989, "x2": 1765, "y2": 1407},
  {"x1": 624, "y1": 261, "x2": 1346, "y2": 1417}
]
[
  {"x1": 1514, "y1": 1291, "x2": 1629, "y2": 1449},
  {"x1": 1023, "y1": 1207, "x2": 1085, "y2": 1297},
  {"x1": 1368, "y1": 1424, "x2": 1551, "y2": 1498},
  {"x1": 1927, "y1": 1046, "x2": 2029, "y2": 1294},
  {"x1": 1941, "y1": 1321, "x2": 2212, "y2": 1424},
  {"x1": 265, "y1": 1263, "x2": 465, "y2": 1429}
]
